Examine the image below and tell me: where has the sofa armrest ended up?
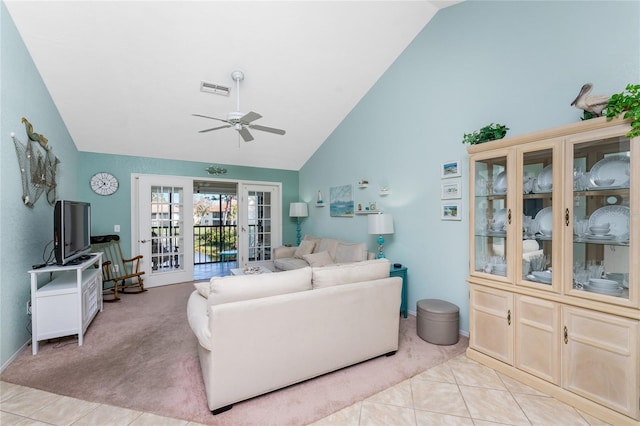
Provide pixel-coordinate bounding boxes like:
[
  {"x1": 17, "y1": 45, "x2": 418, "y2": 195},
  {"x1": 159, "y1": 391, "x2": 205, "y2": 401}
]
[
  {"x1": 187, "y1": 291, "x2": 212, "y2": 351},
  {"x1": 273, "y1": 246, "x2": 297, "y2": 259}
]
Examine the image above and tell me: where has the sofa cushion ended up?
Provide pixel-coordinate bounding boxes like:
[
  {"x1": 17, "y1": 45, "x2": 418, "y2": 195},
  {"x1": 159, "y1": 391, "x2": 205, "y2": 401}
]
[
  {"x1": 303, "y1": 251, "x2": 334, "y2": 267},
  {"x1": 194, "y1": 281, "x2": 210, "y2": 298},
  {"x1": 294, "y1": 239, "x2": 316, "y2": 259},
  {"x1": 334, "y1": 242, "x2": 367, "y2": 263},
  {"x1": 314, "y1": 238, "x2": 341, "y2": 260},
  {"x1": 274, "y1": 257, "x2": 310, "y2": 271},
  {"x1": 311, "y1": 258, "x2": 390, "y2": 289},
  {"x1": 207, "y1": 267, "x2": 312, "y2": 305}
]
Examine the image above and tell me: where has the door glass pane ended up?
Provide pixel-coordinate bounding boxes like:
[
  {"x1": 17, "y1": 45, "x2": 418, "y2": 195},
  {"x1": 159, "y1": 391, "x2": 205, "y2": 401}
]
[
  {"x1": 248, "y1": 190, "x2": 273, "y2": 261},
  {"x1": 572, "y1": 136, "x2": 630, "y2": 300},
  {"x1": 151, "y1": 185, "x2": 184, "y2": 272},
  {"x1": 522, "y1": 148, "x2": 553, "y2": 284},
  {"x1": 474, "y1": 156, "x2": 507, "y2": 277}
]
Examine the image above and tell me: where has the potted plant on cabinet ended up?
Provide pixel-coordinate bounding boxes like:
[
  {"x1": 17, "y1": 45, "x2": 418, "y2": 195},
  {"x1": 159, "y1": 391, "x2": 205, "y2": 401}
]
[
  {"x1": 605, "y1": 83, "x2": 640, "y2": 138},
  {"x1": 462, "y1": 123, "x2": 509, "y2": 145}
]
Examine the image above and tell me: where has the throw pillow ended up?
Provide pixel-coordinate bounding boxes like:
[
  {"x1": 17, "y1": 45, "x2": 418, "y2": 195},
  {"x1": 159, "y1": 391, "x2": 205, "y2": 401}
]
[
  {"x1": 209, "y1": 267, "x2": 312, "y2": 305},
  {"x1": 315, "y1": 238, "x2": 340, "y2": 260},
  {"x1": 311, "y1": 258, "x2": 390, "y2": 289},
  {"x1": 334, "y1": 242, "x2": 367, "y2": 263},
  {"x1": 303, "y1": 251, "x2": 334, "y2": 267},
  {"x1": 294, "y1": 239, "x2": 316, "y2": 259},
  {"x1": 194, "y1": 281, "x2": 210, "y2": 298}
]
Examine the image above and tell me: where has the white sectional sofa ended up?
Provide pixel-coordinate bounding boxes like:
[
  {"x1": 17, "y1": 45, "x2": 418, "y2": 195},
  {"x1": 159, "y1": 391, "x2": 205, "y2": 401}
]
[
  {"x1": 187, "y1": 258, "x2": 401, "y2": 414},
  {"x1": 273, "y1": 235, "x2": 373, "y2": 271}
]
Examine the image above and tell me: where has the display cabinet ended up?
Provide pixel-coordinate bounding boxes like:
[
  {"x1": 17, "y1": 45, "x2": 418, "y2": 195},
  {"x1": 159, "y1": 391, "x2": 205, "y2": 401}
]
[{"x1": 467, "y1": 117, "x2": 638, "y2": 424}]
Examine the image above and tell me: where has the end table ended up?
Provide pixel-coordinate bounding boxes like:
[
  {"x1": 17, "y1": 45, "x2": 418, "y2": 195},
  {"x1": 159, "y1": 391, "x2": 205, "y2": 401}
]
[{"x1": 390, "y1": 264, "x2": 408, "y2": 318}]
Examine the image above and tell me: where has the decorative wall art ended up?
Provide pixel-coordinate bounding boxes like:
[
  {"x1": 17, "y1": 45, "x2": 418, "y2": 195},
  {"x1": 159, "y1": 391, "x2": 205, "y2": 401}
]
[
  {"x1": 441, "y1": 160, "x2": 461, "y2": 179},
  {"x1": 330, "y1": 184, "x2": 354, "y2": 217},
  {"x1": 12, "y1": 117, "x2": 60, "y2": 207},
  {"x1": 441, "y1": 201, "x2": 462, "y2": 221},
  {"x1": 441, "y1": 180, "x2": 461, "y2": 199}
]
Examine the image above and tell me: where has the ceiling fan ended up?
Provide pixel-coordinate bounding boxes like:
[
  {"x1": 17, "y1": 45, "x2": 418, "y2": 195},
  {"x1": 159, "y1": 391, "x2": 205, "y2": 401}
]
[{"x1": 193, "y1": 70, "x2": 286, "y2": 142}]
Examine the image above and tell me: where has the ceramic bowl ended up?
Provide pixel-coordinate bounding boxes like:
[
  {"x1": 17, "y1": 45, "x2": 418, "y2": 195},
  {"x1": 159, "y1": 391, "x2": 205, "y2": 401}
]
[
  {"x1": 593, "y1": 178, "x2": 615, "y2": 186},
  {"x1": 589, "y1": 224, "x2": 610, "y2": 235},
  {"x1": 588, "y1": 278, "x2": 619, "y2": 289}
]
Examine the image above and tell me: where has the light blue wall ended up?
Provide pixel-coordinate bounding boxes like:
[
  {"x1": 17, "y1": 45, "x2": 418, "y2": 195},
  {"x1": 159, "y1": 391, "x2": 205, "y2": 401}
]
[
  {"x1": 1, "y1": 1, "x2": 81, "y2": 367},
  {"x1": 0, "y1": 0, "x2": 299, "y2": 367},
  {"x1": 300, "y1": 1, "x2": 640, "y2": 333},
  {"x1": 78, "y1": 152, "x2": 300, "y2": 257}
]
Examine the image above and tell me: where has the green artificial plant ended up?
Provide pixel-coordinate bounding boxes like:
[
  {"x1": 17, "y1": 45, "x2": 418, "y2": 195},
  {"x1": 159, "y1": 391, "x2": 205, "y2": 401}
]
[
  {"x1": 462, "y1": 123, "x2": 509, "y2": 145},
  {"x1": 605, "y1": 84, "x2": 640, "y2": 138}
]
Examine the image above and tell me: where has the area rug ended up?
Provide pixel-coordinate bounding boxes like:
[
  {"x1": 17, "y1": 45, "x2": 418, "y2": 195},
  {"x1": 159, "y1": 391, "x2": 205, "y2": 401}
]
[{"x1": 1, "y1": 282, "x2": 468, "y2": 425}]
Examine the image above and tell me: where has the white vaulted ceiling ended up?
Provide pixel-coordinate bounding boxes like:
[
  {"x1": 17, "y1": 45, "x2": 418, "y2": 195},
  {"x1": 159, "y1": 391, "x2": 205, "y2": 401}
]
[{"x1": 5, "y1": 1, "x2": 459, "y2": 170}]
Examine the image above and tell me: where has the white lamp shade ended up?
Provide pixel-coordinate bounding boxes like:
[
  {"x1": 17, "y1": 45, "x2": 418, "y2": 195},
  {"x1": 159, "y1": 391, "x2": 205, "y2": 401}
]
[
  {"x1": 368, "y1": 213, "x2": 394, "y2": 235},
  {"x1": 289, "y1": 202, "x2": 308, "y2": 218}
]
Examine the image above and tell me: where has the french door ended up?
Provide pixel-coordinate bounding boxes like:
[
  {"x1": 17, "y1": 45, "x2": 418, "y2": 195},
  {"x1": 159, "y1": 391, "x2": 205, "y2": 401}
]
[
  {"x1": 135, "y1": 175, "x2": 194, "y2": 287},
  {"x1": 238, "y1": 183, "x2": 281, "y2": 267}
]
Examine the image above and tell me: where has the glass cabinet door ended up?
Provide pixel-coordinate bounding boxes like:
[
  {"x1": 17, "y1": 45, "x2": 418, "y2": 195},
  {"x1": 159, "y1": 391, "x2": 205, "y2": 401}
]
[
  {"x1": 519, "y1": 147, "x2": 557, "y2": 289},
  {"x1": 472, "y1": 154, "x2": 510, "y2": 279},
  {"x1": 569, "y1": 135, "x2": 631, "y2": 302}
]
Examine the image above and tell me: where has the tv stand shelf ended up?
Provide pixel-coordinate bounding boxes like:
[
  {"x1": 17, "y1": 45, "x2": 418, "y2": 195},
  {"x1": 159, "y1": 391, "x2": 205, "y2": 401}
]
[{"x1": 28, "y1": 253, "x2": 103, "y2": 355}]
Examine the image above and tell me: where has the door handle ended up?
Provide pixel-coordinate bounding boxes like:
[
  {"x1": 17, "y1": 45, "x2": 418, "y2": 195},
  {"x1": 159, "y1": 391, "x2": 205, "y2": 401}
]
[{"x1": 140, "y1": 240, "x2": 149, "y2": 243}]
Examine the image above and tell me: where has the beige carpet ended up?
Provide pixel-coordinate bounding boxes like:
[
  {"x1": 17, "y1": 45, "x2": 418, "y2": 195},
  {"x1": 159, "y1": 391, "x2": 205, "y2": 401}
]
[{"x1": 1, "y1": 282, "x2": 468, "y2": 425}]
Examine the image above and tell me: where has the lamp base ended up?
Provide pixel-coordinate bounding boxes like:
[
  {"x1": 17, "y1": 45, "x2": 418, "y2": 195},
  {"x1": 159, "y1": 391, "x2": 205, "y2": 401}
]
[
  {"x1": 376, "y1": 235, "x2": 386, "y2": 258},
  {"x1": 296, "y1": 218, "x2": 302, "y2": 246}
]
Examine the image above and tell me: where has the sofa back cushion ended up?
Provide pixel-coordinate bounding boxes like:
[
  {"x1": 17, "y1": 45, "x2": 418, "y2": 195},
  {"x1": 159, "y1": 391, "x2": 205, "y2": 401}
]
[
  {"x1": 311, "y1": 258, "x2": 390, "y2": 289},
  {"x1": 335, "y1": 242, "x2": 367, "y2": 263},
  {"x1": 206, "y1": 267, "x2": 312, "y2": 305}
]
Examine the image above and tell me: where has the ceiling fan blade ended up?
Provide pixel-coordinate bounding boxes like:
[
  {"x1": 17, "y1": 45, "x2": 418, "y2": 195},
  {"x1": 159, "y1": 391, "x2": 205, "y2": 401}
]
[
  {"x1": 199, "y1": 124, "x2": 232, "y2": 133},
  {"x1": 192, "y1": 113, "x2": 229, "y2": 123},
  {"x1": 238, "y1": 127, "x2": 254, "y2": 142},
  {"x1": 249, "y1": 124, "x2": 286, "y2": 135},
  {"x1": 240, "y1": 111, "x2": 262, "y2": 123}
]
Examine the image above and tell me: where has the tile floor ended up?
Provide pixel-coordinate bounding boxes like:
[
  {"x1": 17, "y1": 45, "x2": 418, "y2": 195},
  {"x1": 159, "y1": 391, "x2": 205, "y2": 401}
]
[{"x1": 1, "y1": 354, "x2": 611, "y2": 426}]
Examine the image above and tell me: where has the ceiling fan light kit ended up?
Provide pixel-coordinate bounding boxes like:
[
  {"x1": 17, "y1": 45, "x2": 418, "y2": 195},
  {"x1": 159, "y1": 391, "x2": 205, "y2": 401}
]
[{"x1": 193, "y1": 70, "x2": 286, "y2": 142}]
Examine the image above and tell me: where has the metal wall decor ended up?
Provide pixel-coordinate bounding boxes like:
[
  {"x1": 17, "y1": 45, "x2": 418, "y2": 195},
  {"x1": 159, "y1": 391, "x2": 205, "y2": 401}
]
[
  {"x1": 12, "y1": 117, "x2": 60, "y2": 207},
  {"x1": 205, "y1": 165, "x2": 228, "y2": 175}
]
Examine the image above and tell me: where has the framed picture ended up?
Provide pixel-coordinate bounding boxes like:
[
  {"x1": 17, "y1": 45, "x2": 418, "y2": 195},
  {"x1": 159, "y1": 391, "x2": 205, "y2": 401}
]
[
  {"x1": 330, "y1": 184, "x2": 354, "y2": 217},
  {"x1": 441, "y1": 160, "x2": 461, "y2": 179},
  {"x1": 441, "y1": 180, "x2": 461, "y2": 199},
  {"x1": 441, "y1": 201, "x2": 462, "y2": 221}
]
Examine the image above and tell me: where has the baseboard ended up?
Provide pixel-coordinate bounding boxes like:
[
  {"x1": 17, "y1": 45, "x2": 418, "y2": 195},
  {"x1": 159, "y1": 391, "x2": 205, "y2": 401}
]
[{"x1": 1, "y1": 339, "x2": 30, "y2": 373}]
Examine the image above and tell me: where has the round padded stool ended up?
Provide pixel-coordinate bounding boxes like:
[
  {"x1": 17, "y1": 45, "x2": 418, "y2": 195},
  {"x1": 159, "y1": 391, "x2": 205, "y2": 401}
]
[{"x1": 416, "y1": 299, "x2": 459, "y2": 345}]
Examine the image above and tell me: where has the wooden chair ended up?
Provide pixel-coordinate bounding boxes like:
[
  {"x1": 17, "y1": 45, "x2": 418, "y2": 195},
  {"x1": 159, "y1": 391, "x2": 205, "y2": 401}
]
[{"x1": 90, "y1": 234, "x2": 145, "y2": 301}]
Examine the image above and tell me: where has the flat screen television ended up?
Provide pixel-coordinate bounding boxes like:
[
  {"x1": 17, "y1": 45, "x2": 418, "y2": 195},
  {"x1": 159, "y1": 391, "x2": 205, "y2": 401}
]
[{"x1": 54, "y1": 200, "x2": 92, "y2": 265}]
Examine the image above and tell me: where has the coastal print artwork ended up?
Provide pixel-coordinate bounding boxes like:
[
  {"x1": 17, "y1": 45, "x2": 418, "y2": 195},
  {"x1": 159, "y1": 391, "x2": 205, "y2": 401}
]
[
  {"x1": 441, "y1": 201, "x2": 462, "y2": 221},
  {"x1": 441, "y1": 160, "x2": 461, "y2": 178},
  {"x1": 330, "y1": 185, "x2": 354, "y2": 217}
]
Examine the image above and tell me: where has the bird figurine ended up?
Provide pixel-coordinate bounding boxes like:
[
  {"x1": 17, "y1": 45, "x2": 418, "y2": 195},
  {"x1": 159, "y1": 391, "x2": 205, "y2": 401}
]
[
  {"x1": 21, "y1": 117, "x2": 50, "y2": 150},
  {"x1": 570, "y1": 83, "x2": 609, "y2": 117}
]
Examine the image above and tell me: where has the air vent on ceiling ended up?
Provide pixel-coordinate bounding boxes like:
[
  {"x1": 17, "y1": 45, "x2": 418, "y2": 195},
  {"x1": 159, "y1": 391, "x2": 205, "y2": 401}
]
[{"x1": 200, "y1": 81, "x2": 230, "y2": 96}]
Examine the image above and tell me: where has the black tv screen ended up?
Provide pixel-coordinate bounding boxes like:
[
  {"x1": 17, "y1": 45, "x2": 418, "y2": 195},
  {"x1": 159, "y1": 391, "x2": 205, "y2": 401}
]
[{"x1": 54, "y1": 200, "x2": 91, "y2": 265}]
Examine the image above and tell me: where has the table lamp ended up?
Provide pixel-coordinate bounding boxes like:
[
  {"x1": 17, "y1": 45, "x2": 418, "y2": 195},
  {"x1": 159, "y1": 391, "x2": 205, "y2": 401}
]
[
  {"x1": 289, "y1": 202, "x2": 308, "y2": 245},
  {"x1": 368, "y1": 213, "x2": 394, "y2": 258}
]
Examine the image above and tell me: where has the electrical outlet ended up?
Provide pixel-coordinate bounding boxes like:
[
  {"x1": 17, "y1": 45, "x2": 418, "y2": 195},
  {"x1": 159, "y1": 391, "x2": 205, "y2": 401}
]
[
  {"x1": 114, "y1": 224, "x2": 120, "y2": 232},
  {"x1": 114, "y1": 264, "x2": 119, "y2": 273}
]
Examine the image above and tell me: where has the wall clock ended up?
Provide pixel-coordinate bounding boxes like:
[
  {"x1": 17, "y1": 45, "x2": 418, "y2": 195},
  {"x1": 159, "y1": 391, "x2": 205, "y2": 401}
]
[{"x1": 90, "y1": 172, "x2": 119, "y2": 196}]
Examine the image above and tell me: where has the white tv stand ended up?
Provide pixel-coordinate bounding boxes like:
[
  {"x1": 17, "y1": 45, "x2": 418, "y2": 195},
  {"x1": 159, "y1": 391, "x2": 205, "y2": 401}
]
[{"x1": 28, "y1": 253, "x2": 103, "y2": 355}]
